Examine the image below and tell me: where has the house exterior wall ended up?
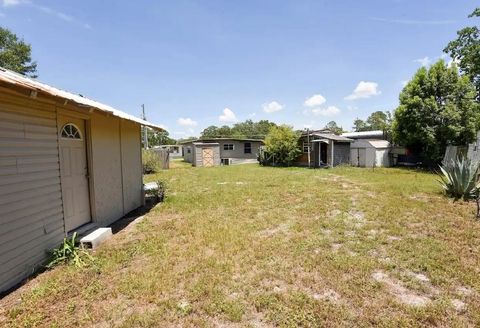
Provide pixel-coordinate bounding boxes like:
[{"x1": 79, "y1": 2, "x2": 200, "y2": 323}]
[
  {"x1": 182, "y1": 142, "x2": 193, "y2": 163},
  {"x1": 333, "y1": 142, "x2": 350, "y2": 166},
  {"x1": 295, "y1": 137, "x2": 350, "y2": 167},
  {"x1": 0, "y1": 88, "x2": 65, "y2": 293},
  {"x1": 295, "y1": 136, "x2": 314, "y2": 166},
  {"x1": 183, "y1": 139, "x2": 262, "y2": 165},
  {"x1": 89, "y1": 112, "x2": 124, "y2": 225},
  {"x1": 120, "y1": 120, "x2": 143, "y2": 214},
  {"x1": 215, "y1": 140, "x2": 260, "y2": 160},
  {"x1": 89, "y1": 112, "x2": 143, "y2": 225},
  {"x1": 0, "y1": 88, "x2": 145, "y2": 293}
]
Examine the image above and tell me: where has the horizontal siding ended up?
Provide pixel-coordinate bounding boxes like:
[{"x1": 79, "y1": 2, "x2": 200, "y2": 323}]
[
  {"x1": 0, "y1": 206, "x2": 63, "y2": 238},
  {"x1": 0, "y1": 91, "x2": 65, "y2": 293},
  {"x1": 0, "y1": 227, "x2": 64, "y2": 288}
]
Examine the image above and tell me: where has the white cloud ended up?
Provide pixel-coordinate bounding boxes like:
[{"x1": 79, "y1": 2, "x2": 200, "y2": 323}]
[
  {"x1": 177, "y1": 117, "x2": 198, "y2": 127},
  {"x1": 304, "y1": 94, "x2": 326, "y2": 107},
  {"x1": 247, "y1": 112, "x2": 256, "y2": 118},
  {"x1": 414, "y1": 56, "x2": 432, "y2": 67},
  {"x1": 262, "y1": 101, "x2": 284, "y2": 113},
  {"x1": 2, "y1": 0, "x2": 27, "y2": 6},
  {"x1": 219, "y1": 107, "x2": 237, "y2": 123},
  {"x1": 345, "y1": 81, "x2": 381, "y2": 100},
  {"x1": 311, "y1": 106, "x2": 340, "y2": 117}
]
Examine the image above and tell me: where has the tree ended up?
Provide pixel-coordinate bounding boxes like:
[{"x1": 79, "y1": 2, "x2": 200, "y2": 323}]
[
  {"x1": 264, "y1": 125, "x2": 301, "y2": 166},
  {"x1": 200, "y1": 120, "x2": 277, "y2": 139},
  {"x1": 352, "y1": 111, "x2": 391, "y2": 132},
  {"x1": 253, "y1": 120, "x2": 277, "y2": 138},
  {"x1": 323, "y1": 121, "x2": 344, "y2": 135},
  {"x1": 353, "y1": 118, "x2": 369, "y2": 132},
  {"x1": 392, "y1": 60, "x2": 480, "y2": 165},
  {"x1": 150, "y1": 130, "x2": 176, "y2": 146},
  {"x1": 366, "y1": 111, "x2": 391, "y2": 131},
  {"x1": 231, "y1": 119, "x2": 277, "y2": 139},
  {"x1": 200, "y1": 125, "x2": 232, "y2": 138},
  {"x1": 141, "y1": 128, "x2": 176, "y2": 148},
  {"x1": 444, "y1": 7, "x2": 480, "y2": 100},
  {"x1": 201, "y1": 125, "x2": 221, "y2": 138},
  {"x1": 0, "y1": 27, "x2": 37, "y2": 77}
]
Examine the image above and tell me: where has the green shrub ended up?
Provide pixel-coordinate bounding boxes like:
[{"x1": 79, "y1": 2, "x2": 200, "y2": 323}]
[
  {"x1": 438, "y1": 157, "x2": 480, "y2": 200},
  {"x1": 264, "y1": 125, "x2": 301, "y2": 166},
  {"x1": 142, "y1": 149, "x2": 162, "y2": 174},
  {"x1": 46, "y1": 232, "x2": 93, "y2": 268}
]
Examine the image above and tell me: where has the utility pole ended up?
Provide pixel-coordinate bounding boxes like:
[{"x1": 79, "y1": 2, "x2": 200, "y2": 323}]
[{"x1": 141, "y1": 104, "x2": 148, "y2": 149}]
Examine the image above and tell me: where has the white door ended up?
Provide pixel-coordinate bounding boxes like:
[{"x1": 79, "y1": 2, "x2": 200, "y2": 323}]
[{"x1": 58, "y1": 116, "x2": 91, "y2": 232}]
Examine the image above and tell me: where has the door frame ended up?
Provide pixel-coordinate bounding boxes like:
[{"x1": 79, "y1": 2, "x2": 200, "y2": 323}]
[
  {"x1": 319, "y1": 142, "x2": 328, "y2": 165},
  {"x1": 57, "y1": 110, "x2": 95, "y2": 234}
]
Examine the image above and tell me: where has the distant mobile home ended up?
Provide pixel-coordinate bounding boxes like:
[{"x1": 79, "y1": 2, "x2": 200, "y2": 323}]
[
  {"x1": 181, "y1": 138, "x2": 264, "y2": 167},
  {"x1": 0, "y1": 68, "x2": 163, "y2": 293}
]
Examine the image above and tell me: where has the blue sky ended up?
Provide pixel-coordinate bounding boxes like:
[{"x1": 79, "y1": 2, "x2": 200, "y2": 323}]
[{"x1": 0, "y1": 0, "x2": 475, "y2": 138}]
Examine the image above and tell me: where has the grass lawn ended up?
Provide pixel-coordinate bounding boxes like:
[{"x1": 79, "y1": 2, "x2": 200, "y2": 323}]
[{"x1": 1, "y1": 164, "x2": 480, "y2": 327}]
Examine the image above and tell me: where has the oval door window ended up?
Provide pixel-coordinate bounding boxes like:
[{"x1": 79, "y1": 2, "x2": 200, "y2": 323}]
[{"x1": 61, "y1": 123, "x2": 82, "y2": 140}]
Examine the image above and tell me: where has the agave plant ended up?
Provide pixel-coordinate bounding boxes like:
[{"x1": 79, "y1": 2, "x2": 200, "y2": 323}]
[{"x1": 438, "y1": 157, "x2": 480, "y2": 201}]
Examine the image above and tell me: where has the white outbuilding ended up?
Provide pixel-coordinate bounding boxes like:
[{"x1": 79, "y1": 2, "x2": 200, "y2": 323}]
[
  {"x1": 350, "y1": 140, "x2": 391, "y2": 168},
  {"x1": 0, "y1": 68, "x2": 163, "y2": 293}
]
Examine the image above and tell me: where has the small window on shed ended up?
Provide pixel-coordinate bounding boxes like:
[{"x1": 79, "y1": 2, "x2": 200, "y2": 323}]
[
  {"x1": 224, "y1": 144, "x2": 234, "y2": 150},
  {"x1": 244, "y1": 142, "x2": 252, "y2": 154},
  {"x1": 187, "y1": 147, "x2": 191, "y2": 154},
  {"x1": 303, "y1": 142, "x2": 310, "y2": 153},
  {"x1": 61, "y1": 123, "x2": 82, "y2": 140}
]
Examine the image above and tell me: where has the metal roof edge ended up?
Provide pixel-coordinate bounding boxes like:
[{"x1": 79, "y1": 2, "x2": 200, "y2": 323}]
[{"x1": 0, "y1": 67, "x2": 165, "y2": 131}]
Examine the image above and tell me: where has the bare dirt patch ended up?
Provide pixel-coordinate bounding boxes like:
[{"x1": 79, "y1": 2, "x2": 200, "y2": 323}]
[
  {"x1": 452, "y1": 299, "x2": 466, "y2": 313},
  {"x1": 372, "y1": 270, "x2": 431, "y2": 307},
  {"x1": 311, "y1": 288, "x2": 343, "y2": 304}
]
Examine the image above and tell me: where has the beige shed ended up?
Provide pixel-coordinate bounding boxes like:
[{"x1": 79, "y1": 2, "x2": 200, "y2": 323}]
[
  {"x1": 350, "y1": 139, "x2": 391, "y2": 168},
  {"x1": 0, "y1": 68, "x2": 163, "y2": 293},
  {"x1": 191, "y1": 142, "x2": 221, "y2": 167}
]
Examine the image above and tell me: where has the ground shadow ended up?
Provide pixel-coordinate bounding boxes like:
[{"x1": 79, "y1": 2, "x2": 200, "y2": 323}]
[{"x1": 109, "y1": 197, "x2": 160, "y2": 234}]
